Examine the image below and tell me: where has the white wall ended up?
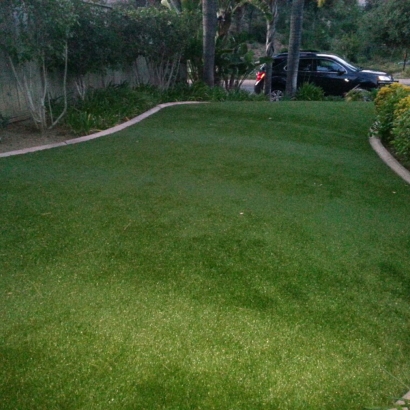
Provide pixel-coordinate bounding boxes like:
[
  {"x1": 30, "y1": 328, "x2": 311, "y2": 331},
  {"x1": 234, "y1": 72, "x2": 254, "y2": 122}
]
[{"x1": 0, "y1": 51, "x2": 149, "y2": 121}]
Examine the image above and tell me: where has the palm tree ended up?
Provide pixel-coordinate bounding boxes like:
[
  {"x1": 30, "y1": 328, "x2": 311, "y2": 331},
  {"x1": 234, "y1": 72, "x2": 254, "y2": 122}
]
[
  {"x1": 247, "y1": 0, "x2": 279, "y2": 95},
  {"x1": 285, "y1": 0, "x2": 304, "y2": 97},
  {"x1": 203, "y1": 0, "x2": 218, "y2": 86},
  {"x1": 263, "y1": 0, "x2": 279, "y2": 95},
  {"x1": 285, "y1": 0, "x2": 325, "y2": 98}
]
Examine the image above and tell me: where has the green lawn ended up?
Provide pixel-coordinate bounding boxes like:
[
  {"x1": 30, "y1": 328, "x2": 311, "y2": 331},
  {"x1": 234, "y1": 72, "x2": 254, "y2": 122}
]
[{"x1": 1, "y1": 102, "x2": 410, "y2": 410}]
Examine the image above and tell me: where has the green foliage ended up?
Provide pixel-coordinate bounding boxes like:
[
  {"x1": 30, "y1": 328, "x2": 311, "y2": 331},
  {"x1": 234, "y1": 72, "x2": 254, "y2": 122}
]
[
  {"x1": 215, "y1": 38, "x2": 259, "y2": 90},
  {"x1": 64, "y1": 2, "x2": 124, "y2": 77},
  {"x1": 160, "y1": 82, "x2": 267, "y2": 102},
  {"x1": 294, "y1": 82, "x2": 325, "y2": 101},
  {"x1": 0, "y1": 0, "x2": 80, "y2": 130},
  {"x1": 345, "y1": 88, "x2": 373, "y2": 102},
  {"x1": 119, "y1": 7, "x2": 200, "y2": 88},
  {"x1": 63, "y1": 83, "x2": 159, "y2": 135},
  {"x1": 0, "y1": 113, "x2": 10, "y2": 129},
  {"x1": 277, "y1": 0, "x2": 363, "y2": 61},
  {"x1": 0, "y1": 0, "x2": 77, "y2": 65},
  {"x1": 372, "y1": 83, "x2": 410, "y2": 162},
  {"x1": 363, "y1": 0, "x2": 410, "y2": 58},
  {"x1": 394, "y1": 95, "x2": 410, "y2": 119},
  {"x1": 391, "y1": 108, "x2": 410, "y2": 161},
  {"x1": 185, "y1": 35, "x2": 203, "y2": 83},
  {"x1": 374, "y1": 83, "x2": 410, "y2": 142},
  {"x1": 62, "y1": 82, "x2": 266, "y2": 135}
]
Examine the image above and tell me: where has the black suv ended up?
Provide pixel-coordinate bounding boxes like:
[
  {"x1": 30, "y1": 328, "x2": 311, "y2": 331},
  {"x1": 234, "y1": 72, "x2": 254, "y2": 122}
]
[{"x1": 254, "y1": 52, "x2": 395, "y2": 100}]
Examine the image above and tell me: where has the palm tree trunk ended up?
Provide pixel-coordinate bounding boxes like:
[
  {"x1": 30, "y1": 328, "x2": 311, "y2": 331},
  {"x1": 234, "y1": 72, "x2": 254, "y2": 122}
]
[
  {"x1": 264, "y1": 0, "x2": 278, "y2": 95},
  {"x1": 286, "y1": 0, "x2": 304, "y2": 98},
  {"x1": 203, "y1": 0, "x2": 217, "y2": 86}
]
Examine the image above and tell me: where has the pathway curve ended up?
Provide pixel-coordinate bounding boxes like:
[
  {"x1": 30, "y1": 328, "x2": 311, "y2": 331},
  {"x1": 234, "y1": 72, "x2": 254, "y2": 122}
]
[{"x1": 0, "y1": 102, "x2": 204, "y2": 158}]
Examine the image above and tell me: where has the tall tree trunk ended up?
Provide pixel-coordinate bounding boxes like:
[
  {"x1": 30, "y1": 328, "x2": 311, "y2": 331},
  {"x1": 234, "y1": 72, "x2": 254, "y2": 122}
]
[
  {"x1": 264, "y1": 0, "x2": 279, "y2": 96},
  {"x1": 286, "y1": 0, "x2": 304, "y2": 97},
  {"x1": 203, "y1": 0, "x2": 217, "y2": 86},
  {"x1": 230, "y1": 5, "x2": 245, "y2": 36}
]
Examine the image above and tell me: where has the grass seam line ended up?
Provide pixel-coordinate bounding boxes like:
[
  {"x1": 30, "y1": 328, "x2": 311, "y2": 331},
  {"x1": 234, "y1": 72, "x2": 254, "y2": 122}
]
[
  {"x1": 0, "y1": 102, "x2": 206, "y2": 159},
  {"x1": 369, "y1": 136, "x2": 410, "y2": 185}
]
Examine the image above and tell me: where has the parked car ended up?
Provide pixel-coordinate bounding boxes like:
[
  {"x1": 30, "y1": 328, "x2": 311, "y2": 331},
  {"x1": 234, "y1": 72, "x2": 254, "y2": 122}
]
[{"x1": 254, "y1": 51, "x2": 396, "y2": 100}]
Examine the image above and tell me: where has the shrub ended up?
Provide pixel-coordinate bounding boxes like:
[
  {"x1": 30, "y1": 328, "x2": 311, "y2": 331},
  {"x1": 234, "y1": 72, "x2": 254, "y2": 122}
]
[
  {"x1": 63, "y1": 83, "x2": 160, "y2": 135},
  {"x1": 391, "y1": 108, "x2": 410, "y2": 161},
  {"x1": 62, "y1": 82, "x2": 267, "y2": 135},
  {"x1": 373, "y1": 83, "x2": 410, "y2": 142},
  {"x1": 344, "y1": 88, "x2": 373, "y2": 102},
  {"x1": 394, "y1": 95, "x2": 410, "y2": 119},
  {"x1": 160, "y1": 82, "x2": 267, "y2": 103},
  {"x1": 0, "y1": 113, "x2": 9, "y2": 129},
  {"x1": 295, "y1": 83, "x2": 325, "y2": 101},
  {"x1": 120, "y1": 8, "x2": 200, "y2": 90},
  {"x1": 374, "y1": 83, "x2": 410, "y2": 112}
]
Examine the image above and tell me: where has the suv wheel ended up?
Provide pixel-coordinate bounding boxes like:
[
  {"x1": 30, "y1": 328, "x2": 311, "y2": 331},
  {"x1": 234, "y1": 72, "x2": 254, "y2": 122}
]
[{"x1": 270, "y1": 88, "x2": 285, "y2": 102}]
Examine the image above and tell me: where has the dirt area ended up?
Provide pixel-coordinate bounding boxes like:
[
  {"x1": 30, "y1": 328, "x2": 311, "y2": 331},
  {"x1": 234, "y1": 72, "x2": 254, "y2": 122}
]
[{"x1": 0, "y1": 119, "x2": 76, "y2": 154}]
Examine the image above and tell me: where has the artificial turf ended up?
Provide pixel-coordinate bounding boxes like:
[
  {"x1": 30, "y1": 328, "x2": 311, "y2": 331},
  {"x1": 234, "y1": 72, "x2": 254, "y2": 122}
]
[{"x1": 1, "y1": 101, "x2": 410, "y2": 409}]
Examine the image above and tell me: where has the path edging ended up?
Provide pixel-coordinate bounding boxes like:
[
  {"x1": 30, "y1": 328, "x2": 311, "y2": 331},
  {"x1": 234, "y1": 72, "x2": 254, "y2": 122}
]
[
  {"x1": 369, "y1": 137, "x2": 410, "y2": 185},
  {"x1": 0, "y1": 102, "x2": 205, "y2": 158}
]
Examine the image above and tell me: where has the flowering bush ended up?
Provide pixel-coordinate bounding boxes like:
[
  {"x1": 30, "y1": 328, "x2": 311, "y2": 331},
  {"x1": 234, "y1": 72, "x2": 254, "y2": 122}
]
[
  {"x1": 394, "y1": 95, "x2": 410, "y2": 119},
  {"x1": 374, "y1": 83, "x2": 410, "y2": 111},
  {"x1": 391, "y1": 104, "x2": 410, "y2": 161},
  {"x1": 374, "y1": 83, "x2": 410, "y2": 142}
]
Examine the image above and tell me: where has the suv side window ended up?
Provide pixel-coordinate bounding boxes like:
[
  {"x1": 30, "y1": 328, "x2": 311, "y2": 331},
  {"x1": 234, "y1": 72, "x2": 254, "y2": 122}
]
[
  {"x1": 276, "y1": 58, "x2": 313, "y2": 72},
  {"x1": 316, "y1": 58, "x2": 343, "y2": 73},
  {"x1": 298, "y1": 58, "x2": 313, "y2": 72},
  {"x1": 315, "y1": 58, "x2": 344, "y2": 72},
  {"x1": 272, "y1": 58, "x2": 287, "y2": 72}
]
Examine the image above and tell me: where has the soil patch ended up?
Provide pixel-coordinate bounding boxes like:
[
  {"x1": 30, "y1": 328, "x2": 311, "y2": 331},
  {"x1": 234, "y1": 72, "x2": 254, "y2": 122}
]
[{"x1": 0, "y1": 119, "x2": 76, "y2": 154}]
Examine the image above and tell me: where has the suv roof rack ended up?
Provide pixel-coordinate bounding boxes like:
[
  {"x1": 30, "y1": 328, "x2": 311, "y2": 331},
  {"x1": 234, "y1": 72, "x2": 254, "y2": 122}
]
[{"x1": 275, "y1": 50, "x2": 320, "y2": 57}]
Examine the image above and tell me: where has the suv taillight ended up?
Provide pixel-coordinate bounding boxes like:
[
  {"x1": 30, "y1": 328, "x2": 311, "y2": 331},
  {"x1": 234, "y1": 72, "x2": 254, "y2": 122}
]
[{"x1": 256, "y1": 71, "x2": 266, "y2": 82}]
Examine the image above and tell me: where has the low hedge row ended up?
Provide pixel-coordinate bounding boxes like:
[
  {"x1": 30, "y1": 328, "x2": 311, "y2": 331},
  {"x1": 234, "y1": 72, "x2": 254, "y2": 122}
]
[{"x1": 374, "y1": 83, "x2": 410, "y2": 161}]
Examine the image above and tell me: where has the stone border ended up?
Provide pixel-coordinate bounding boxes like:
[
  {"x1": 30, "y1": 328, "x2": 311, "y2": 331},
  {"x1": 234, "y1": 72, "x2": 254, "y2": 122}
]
[
  {"x1": 369, "y1": 137, "x2": 410, "y2": 186},
  {"x1": 0, "y1": 102, "x2": 205, "y2": 158},
  {"x1": 395, "y1": 390, "x2": 410, "y2": 408}
]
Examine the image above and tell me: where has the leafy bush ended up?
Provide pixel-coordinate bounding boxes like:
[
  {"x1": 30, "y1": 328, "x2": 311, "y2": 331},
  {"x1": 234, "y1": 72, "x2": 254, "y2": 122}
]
[
  {"x1": 294, "y1": 83, "x2": 325, "y2": 101},
  {"x1": 62, "y1": 82, "x2": 267, "y2": 135},
  {"x1": 374, "y1": 83, "x2": 410, "y2": 142},
  {"x1": 160, "y1": 82, "x2": 267, "y2": 102},
  {"x1": 374, "y1": 83, "x2": 410, "y2": 111},
  {"x1": 394, "y1": 95, "x2": 410, "y2": 118},
  {"x1": 344, "y1": 88, "x2": 373, "y2": 102},
  {"x1": 0, "y1": 113, "x2": 9, "y2": 129},
  {"x1": 120, "y1": 8, "x2": 200, "y2": 89},
  {"x1": 215, "y1": 38, "x2": 259, "y2": 91},
  {"x1": 63, "y1": 83, "x2": 160, "y2": 135},
  {"x1": 391, "y1": 108, "x2": 410, "y2": 161}
]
